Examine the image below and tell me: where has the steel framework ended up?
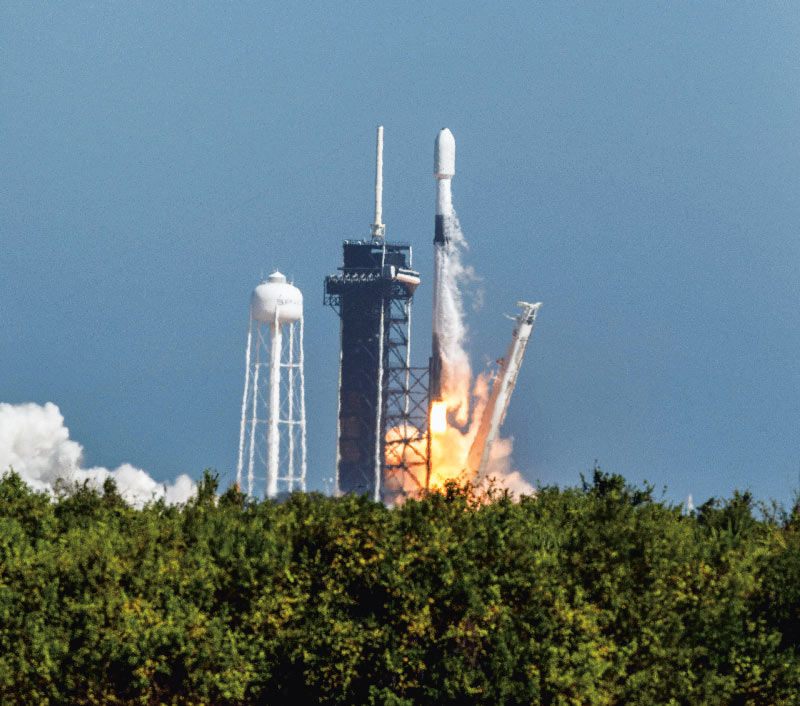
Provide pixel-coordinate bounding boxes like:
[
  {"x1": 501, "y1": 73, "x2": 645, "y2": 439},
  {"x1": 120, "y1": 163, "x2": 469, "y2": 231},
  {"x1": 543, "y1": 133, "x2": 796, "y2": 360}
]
[
  {"x1": 325, "y1": 240, "x2": 429, "y2": 503},
  {"x1": 237, "y1": 314, "x2": 307, "y2": 499}
]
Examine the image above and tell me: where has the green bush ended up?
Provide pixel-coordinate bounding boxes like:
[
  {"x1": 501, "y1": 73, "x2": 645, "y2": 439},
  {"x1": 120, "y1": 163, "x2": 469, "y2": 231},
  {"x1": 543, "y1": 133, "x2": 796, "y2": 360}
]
[{"x1": 0, "y1": 468, "x2": 797, "y2": 705}]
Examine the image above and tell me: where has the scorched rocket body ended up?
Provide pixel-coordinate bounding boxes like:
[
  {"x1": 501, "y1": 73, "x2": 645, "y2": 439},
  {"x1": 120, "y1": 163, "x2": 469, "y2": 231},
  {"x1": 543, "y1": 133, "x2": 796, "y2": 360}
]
[{"x1": 431, "y1": 127, "x2": 456, "y2": 402}]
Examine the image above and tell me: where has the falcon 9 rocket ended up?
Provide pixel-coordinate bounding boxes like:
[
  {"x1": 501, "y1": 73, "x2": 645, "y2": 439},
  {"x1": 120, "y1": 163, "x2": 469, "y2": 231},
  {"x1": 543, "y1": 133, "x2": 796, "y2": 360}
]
[{"x1": 431, "y1": 127, "x2": 456, "y2": 402}]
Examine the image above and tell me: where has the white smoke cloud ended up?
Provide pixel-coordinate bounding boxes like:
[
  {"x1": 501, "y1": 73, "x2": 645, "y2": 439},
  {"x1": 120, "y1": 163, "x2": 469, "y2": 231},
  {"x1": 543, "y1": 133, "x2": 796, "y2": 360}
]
[
  {"x1": 0, "y1": 402, "x2": 196, "y2": 507},
  {"x1": 431, "y1": 196, "x2": 536, "y2": 499},
  {"x1": 482, "y1": 436, "x2": 536, "y2": 497}
]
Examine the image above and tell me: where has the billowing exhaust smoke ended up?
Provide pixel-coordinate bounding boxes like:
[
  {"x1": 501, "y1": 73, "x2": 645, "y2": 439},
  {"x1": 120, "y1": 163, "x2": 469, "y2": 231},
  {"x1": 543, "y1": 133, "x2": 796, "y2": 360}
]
[{"x1": 0, "y1": 402, "x2": 196, "y2": 507}]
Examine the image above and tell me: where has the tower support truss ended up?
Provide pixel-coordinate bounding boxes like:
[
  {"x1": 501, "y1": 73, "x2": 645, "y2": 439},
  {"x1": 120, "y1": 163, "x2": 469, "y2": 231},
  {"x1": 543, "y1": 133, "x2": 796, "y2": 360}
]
[{"x1": 325, "y1": 240, "x2": 429, "y2": 503}]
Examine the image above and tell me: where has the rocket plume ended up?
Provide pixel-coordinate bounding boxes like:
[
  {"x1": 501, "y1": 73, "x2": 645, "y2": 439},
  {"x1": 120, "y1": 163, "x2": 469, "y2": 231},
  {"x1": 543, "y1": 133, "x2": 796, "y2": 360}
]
[
  {"x1": 427, "y1": 373, "x2": 535, "y2": 497},
  {"x1": 0, "y1": 401, "x2": 196, "y2": 507}
]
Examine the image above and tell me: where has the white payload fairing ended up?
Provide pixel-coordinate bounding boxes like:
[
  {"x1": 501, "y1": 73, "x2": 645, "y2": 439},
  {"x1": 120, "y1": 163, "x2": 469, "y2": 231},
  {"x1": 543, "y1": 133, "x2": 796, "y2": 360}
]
[{"x1": 431, "y1": 127, "x2": 456, "y2": 401}]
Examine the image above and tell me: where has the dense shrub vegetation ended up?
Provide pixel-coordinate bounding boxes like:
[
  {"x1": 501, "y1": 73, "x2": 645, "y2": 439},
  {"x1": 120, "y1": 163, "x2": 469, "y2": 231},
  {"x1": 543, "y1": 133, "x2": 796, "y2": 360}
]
[{"x1": 1, "y1": 468, "x2": 799, "y2": 705}]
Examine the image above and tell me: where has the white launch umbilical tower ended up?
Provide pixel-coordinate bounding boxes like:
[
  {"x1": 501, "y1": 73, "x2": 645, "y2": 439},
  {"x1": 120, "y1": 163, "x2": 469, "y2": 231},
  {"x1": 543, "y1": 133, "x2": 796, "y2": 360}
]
[
  {"x1": 237, "y1": 271, "x2": 307, "y2": 499},
  {"x1": 466, "y1": 301, "x2": 542, "y2": 481}
]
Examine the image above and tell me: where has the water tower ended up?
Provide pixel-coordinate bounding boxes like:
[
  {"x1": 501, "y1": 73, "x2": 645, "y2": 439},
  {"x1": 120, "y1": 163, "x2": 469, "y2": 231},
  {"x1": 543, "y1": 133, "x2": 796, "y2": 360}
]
[{"x1": 236, "y1": 271, "x2": 307, "y2": 499}]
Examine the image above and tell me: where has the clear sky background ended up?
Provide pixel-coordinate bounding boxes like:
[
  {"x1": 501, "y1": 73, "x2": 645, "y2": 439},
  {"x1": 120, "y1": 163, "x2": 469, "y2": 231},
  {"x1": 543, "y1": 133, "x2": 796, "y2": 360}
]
[{"x1": 2, "y1": 2, "x2": 799, "y2": 507}]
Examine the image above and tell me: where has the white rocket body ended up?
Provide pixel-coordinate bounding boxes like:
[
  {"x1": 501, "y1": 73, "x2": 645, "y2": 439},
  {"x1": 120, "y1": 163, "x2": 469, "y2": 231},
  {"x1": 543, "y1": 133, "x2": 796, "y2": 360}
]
[{"x1": 431, "y1": 128, "x2": 456, "y2": 400}]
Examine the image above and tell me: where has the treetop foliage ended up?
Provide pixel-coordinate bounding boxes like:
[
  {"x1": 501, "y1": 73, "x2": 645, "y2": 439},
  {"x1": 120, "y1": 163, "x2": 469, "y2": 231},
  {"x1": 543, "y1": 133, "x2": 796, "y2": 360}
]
[{"x1": 1, "y1": 468, "x2": 798, "y2": 705}]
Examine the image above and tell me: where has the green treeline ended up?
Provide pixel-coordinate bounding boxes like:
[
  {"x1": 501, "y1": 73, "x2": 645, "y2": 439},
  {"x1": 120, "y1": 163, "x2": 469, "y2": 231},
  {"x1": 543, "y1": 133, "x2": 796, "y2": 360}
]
[{"x1": 1, "y1": 470, "x2": 799, "y2": 705}]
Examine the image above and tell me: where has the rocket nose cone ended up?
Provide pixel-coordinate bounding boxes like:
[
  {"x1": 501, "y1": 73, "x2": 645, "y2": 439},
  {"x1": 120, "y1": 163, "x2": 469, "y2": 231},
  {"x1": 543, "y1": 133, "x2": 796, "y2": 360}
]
[{"x1": 434, "y1": 128, "x2": 455, "y2": 179}]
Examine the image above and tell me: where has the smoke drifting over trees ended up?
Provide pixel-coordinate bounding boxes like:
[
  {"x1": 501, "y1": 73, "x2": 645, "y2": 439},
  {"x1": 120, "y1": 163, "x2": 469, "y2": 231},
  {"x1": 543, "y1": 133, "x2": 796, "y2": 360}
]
[{"x1": 0, "y1": 402, "x2": 196, "y2": 506}]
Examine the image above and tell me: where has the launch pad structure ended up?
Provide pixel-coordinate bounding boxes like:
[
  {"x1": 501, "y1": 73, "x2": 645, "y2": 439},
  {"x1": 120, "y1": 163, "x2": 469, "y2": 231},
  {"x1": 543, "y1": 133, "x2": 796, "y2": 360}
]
[
  {"x1": 323, "y1": 126, "x2": 541, "y2": 504},
  {"x1": 325, "y1": 127, "x2": 430, "y2": 504}
]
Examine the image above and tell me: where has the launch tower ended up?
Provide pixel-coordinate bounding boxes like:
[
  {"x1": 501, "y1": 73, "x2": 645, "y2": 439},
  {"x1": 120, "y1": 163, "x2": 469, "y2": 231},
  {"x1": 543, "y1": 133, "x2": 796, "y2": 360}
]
[{"x1": 325, "y1": 127, "x2": 429, "y2": 503}]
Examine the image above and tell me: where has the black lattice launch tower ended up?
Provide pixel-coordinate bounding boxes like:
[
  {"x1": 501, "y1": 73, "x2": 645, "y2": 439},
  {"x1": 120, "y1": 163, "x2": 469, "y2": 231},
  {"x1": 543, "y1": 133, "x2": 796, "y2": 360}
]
[{"x1": 324, "y1": 127, "x2": 429, "y2": 504}]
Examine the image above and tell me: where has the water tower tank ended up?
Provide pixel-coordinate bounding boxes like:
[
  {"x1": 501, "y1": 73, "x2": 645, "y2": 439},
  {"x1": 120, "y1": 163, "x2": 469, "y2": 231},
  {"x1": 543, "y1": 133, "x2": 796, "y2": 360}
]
[{"x1": 251, "y1": 271, "x2": 303, "y2": 324}]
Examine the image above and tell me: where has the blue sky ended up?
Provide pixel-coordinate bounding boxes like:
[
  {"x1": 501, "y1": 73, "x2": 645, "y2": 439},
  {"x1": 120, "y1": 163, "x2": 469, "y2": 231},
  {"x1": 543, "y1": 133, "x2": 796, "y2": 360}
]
[{"x1": 2, "y1": 2, "x2": 799, "y2": 506}]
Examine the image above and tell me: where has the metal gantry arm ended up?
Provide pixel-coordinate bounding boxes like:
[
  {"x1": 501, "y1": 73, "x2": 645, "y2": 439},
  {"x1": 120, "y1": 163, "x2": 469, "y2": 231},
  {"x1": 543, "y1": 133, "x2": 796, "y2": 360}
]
[{"x1": 466, "y1": 301, "x2": 542, "y2": 482}]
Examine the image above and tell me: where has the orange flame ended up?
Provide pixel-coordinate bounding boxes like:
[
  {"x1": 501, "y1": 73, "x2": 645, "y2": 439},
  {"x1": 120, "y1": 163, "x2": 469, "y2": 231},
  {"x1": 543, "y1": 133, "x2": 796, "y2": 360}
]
[
  {"x1": 384, "y1": 371, "x2": 534, "y2": 501},
  {"x1": 427, "y1": 374, "x2": 488, "y2": 489}
]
